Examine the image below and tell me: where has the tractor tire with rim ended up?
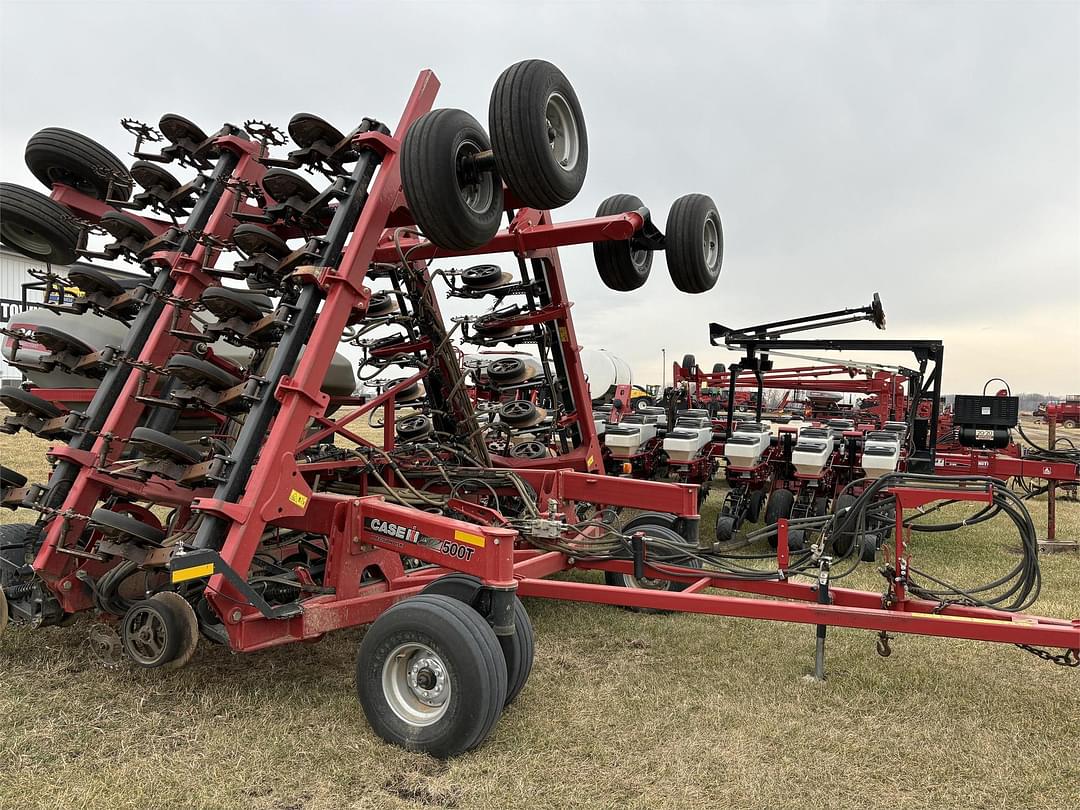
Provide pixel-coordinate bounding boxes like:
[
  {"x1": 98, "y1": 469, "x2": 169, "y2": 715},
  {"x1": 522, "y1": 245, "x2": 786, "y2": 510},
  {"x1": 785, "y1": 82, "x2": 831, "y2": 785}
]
[
  {"x1": 682, "y1": 354, "x2": 696, "y2": 372},
  {"x1": 420, "y1": 573, "x2": 535, "y2": 706},
  {"x1": 489, "y1": 59, "x2": 588, "y2": 210},
  {"x1": 0, "y1": 183, "x2": 80, "y2": 265},
  {"x1": 25, "y1": 128, "x2": 132, "y2": 201},
  {"x1": 665, "y1": 194, "x2": 723, "y2": 293},
  {"x1": 356, "y1": 593, "x2": 507, "y2": 758},
  {"x1": 592, "y1": 193, "x2": 652, "y2": 291},
  {"x1": 401, "y1": 108, "x2": 504, "y2": 251}
]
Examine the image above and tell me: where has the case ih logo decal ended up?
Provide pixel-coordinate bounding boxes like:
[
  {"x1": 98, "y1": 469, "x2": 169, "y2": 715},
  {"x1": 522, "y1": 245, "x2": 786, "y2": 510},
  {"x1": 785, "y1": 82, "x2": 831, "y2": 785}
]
[
  {"x1": 367, "y1": 518, "x2": 421, "y2": 543},
  {"x1": 364, "y1": 518, "x2": 479, "y2": 562}
]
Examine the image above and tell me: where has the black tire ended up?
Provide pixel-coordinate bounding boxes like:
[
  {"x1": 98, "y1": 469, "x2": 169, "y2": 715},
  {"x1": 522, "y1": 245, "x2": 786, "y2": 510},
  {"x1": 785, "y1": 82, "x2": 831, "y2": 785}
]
[
  {"x1": 0, "y1": 386, "x2": 62, "y2": 419},
  {"x1": 487, "y1": 357, "x2": 528, "y2": 385},
  {"x1": 357, "y1": 594, "x2": 507, "y2": 758},
  {"x1": 420, "y1": 574, "x2": 534, "y2": 706},
  {"x1": 715, "y1": 514, "x2": 735, "y2": 544},
  {"x1": 129, "y1": 426, "x2": 202, "y2": 465},
  {"x1": 1, "y1": 465, "x2": 29, "y2": 489},
  {"x1": 665, "y1": 194, "x2": 723, "y2": 293},
  {"x1": 712, "y1": 363, "x2": 725, "y2": 375},
  {"x1": 401, "y1": 108, "x2": 504, "y2": 251},
  {"x1": 165, "y1": 354, "x2": 241, "y2": 391},
  {"x1": 25, "y1": 128, "x2": 132, "y2": 201},
  {"x1": 681, "y1": 354, "x2": 696, "y2": 372},
  {"x1": 859, "y1": 533, "x2": 879, "y2": 563},
  {"x1": 67, "y1": 265, "x2": 125, "y2": 298},
  {"x1": 387, "y1": 378, "x2": 423, "y2": 402},
  {"x1": 764, "y1": 489, "x2": 795, "y2": 549},
  {"x1": 593, "y1": 194, "x2": 652, "y2": 291},
  {"x1": 89, "y1": 508, "x2": 166, "y2": 546},
  {"x1": 830, "y1": 493, "x2": 859, "y2": 557},
  {"x1": 0, "y1": 183, "x2": 80, "y2": 264},
  {"x1": 121, "y1": 592, "x2": 198, "y2": 669},
  {"x1": 366, "y1": 291, "x2": 398, "y2": 316},
  {"x1": 510, "y1": 441, "x2": 548, "y2": 460},
  {"x1": 201, "y1": 287, "x2": 272, "y2": 322},
  {"x1": 489, "y1": 60, "x2": 587, "y2": 210},
  {"x1": 788, "y1": 529, "x2": 807, "y2": 551},
  {"x1": 232, "y1": 223, "x2": 291, "y2": 259},
  {"x1": 130, "y1": 160, "x2": 181, "y2": 193},
  {"x1": 461, "y1": 264, "x2": 504, "y2": 288},
  {"x1": 631, "y1": 396, "x2": 653, "y2": 413},
  {"x1": 603, "y1": 523, "x2": 699, "y2": 613},
  {"x1": 747, "y1": 488, "x2": 765, "y2": 524},
  {"x1": 499, "y1": 399, "x2": 539, "y2": 426},
  {"x1": 397, "y1": 415, "x2": 432, "y2": 442}
]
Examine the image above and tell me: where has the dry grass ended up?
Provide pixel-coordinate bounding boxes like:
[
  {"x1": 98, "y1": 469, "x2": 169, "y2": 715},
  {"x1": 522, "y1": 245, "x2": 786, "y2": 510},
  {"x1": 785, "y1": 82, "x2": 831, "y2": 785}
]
[{"x1": 2, "y1": 427, "x2": 1079, "y2": 810}]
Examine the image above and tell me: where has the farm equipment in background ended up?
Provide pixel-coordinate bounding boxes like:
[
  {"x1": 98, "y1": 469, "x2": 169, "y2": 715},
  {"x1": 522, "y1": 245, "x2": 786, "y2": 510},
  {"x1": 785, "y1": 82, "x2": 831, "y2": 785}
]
[{"x1": 0, "y1": 62, "x2": 1076, "y2": 760}]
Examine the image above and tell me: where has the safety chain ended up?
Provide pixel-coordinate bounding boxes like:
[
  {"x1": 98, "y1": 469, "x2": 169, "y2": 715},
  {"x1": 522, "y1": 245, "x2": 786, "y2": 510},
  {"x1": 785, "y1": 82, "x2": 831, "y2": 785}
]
[
  {"x1": 1014, "y1": 644, "x2": 1080, "y2": 668},
  {"x1": 147, "y1": 288, "x2": 203, "y2": 311},
  {"x1": 121, "y1": 357, "x2": 172, "y2": 377},
  {"x1": 63, "y1": 213, "x2": 107, "y2": 235}
]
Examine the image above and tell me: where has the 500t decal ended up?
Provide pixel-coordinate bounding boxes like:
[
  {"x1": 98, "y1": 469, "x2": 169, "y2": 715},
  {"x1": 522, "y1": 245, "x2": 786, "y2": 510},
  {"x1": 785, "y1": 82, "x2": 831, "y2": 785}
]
[{"x1": 365, "y1": 517, "x2": 476, "y2": 561}]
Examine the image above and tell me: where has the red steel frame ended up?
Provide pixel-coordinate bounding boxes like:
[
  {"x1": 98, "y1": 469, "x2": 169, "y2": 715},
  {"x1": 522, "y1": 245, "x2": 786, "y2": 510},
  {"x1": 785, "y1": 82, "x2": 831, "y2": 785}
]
[{"x1": 12, "y1": 69, "x2": 1078, "y2": 663}]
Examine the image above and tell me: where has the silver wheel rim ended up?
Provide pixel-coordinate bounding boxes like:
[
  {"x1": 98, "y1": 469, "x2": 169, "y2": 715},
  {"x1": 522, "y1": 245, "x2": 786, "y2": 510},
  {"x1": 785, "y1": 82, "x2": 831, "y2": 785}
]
[
  {"x1": 1, "y1": 222, "x2": 53, "y2": 256},
  {"x1": 702, "y1": 213, "x2": 720, "y2": 268},
  {"x1": 456, "y1": 139, "x2": 495, "y2": 214},
  {"x1": 382, "y1": 642, "x2": 451, "y2": 727},
  {"x1": 545, "y1": 92, "x2": 579, "y2": 172},
  {"x1": 620, "y1": 573, "x2": 672, "y2": 591},
  {"x1": 631, "y1": 247, "x2": 649, "y2": 268}
]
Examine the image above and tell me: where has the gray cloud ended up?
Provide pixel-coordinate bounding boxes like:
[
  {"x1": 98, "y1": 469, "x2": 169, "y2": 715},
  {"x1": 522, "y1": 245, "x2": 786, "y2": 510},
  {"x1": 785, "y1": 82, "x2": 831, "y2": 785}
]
[{"x1": 2, "y1": 0, "x2": 1076, "y2": 393}]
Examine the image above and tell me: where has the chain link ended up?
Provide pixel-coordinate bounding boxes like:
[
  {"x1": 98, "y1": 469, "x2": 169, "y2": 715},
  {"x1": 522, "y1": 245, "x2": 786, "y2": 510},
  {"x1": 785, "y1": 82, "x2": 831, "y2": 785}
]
[{"x1": 1015, "y1": 644, "x2": 1080, "y2": 667}]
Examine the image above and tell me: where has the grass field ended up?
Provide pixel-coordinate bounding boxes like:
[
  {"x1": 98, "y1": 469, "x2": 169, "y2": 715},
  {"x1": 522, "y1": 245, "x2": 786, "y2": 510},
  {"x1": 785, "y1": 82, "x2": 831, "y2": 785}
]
[{"x1": 2, "y1": 425, "x2": 1079, "y2": 810}]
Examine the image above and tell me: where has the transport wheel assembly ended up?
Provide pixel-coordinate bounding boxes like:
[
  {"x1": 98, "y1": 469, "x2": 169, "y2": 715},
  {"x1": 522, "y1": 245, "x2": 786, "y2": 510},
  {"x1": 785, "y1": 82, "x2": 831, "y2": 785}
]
[
  {"x1": 401, "y1": 108, "x2": 504, "y2": 250},
  {"x1": 489, "y1": 59, "x2": 588, "y2": 210},
  {"x1": 356, "y1": 594, "x2": 507, "y2": 758},
  {"x1": 25, "y1": 127, "x2": 133, "y2": 201},
  {"x1": 593, "y1": 193, "x2": 652, "y2": 291},
  {"x1": 421, "y1": 573, "x2": 535, "y2": 706},
  {"x1": 0, "y1": 182, "x2": 81, "y2": 265}
]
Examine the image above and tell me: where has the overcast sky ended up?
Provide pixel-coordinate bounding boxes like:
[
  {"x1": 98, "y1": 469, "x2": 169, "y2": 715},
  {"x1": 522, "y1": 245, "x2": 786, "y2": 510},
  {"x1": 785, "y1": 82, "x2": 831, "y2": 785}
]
[{"x1": 1, "y1": 0, "x2": 1077, "y2": 394}]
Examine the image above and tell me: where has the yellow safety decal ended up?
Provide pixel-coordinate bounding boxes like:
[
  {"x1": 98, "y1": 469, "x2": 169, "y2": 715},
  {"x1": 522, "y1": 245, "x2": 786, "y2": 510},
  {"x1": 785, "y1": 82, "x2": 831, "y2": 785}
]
[
  {"x1": 587, "y1": 454, "x2": 595, "y2": 468},
  {"x1": 558, "y1": 326, "x2": 569, "y2": 342},
  {"x1": 453, "y1": 529, "x2": 486, "y2": 548},
  {"x1": 919, "y1": 613, "x2": 1008, "y2": 626},
  {"x1": 289, "y1": 490, "x2": 309, "y2": 509},
  {"x1": 171, "y1": 563, "x2": 215, "y2": 584}
]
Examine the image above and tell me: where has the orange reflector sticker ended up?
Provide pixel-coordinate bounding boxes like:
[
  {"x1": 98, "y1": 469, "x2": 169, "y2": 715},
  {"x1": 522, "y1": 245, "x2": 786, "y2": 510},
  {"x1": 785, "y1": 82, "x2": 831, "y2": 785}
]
[{"x1": 453, "y1": 529, "x2": 486, "y2": 548}]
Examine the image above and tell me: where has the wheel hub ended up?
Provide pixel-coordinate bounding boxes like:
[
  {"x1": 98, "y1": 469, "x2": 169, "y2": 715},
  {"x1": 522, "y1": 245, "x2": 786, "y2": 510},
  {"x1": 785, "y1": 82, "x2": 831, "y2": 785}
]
[
  {"x1": 382, "y1": 642, "x2": 451, "y2": 726},
  {"x1": 545, "y1": 92, "x2": 579, "y2": 172}
]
